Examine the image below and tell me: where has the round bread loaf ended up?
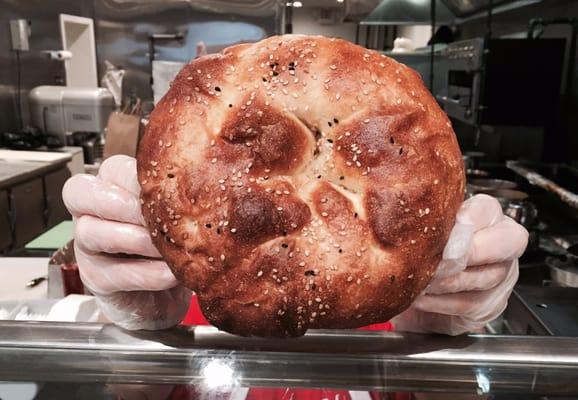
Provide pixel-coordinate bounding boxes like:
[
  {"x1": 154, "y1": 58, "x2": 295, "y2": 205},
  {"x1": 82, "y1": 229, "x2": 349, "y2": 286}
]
[{"x1": 137, "y1": 35, "x2": 465, "y2": 337}]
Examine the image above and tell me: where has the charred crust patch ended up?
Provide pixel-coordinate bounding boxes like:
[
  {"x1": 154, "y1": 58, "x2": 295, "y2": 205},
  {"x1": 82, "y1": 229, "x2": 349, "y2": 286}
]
[{"x1": 229, "y1": 186, "x2": 310, "y2": 245}]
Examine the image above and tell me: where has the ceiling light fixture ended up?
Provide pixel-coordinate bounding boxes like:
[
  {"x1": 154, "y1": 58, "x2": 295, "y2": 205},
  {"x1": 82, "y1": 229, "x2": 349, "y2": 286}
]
[{"x1": 292, "y1": 1, "x2": 303, "y2": 7}]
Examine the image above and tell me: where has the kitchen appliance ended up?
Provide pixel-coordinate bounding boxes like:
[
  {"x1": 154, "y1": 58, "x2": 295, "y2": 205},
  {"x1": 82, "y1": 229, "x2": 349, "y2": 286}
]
[
  {"x1": 29, "y1": 86, "x2": 114, "y2": 144},
  {"x1": 437, "y1": 38, "x2": 565, "y2": 127},
  {"x1": 386, "y1": 50, "x2": 449, "y2": 97}
]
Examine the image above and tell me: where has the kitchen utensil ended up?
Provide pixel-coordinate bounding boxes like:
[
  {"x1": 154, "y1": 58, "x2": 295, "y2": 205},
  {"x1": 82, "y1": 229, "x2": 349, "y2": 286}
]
[
  {"x1": 496, "y1": 189, "x2": 537, "y2": 227},
  {"x1": 462, "y1": 151, "x2": 485, "y2": 170},
  {"x1": 25, "y1": 276, "x2": 47, "y2": 288},
  {"x1": 503, "y1": 201, "x2": 538, "y2": 227},
  {"x1": 507, "y1": 161, "x2": 578, "y2": 210},
  {"x1": 542, "y1": 239, "x2": 578, "y2": 288},
  {"x1": 546, "y1": 256, "x2": 578, "y2": 288},
  {"x1": 469, "y1": 178, "x2": 517, "y2": 191},
  {"x1": 567, "y1": 244, "x2": 578, "y2": 260},
  {"x1": 464, "y1": 151, "x2": 486, "y2": 158},
  {"x1": 539, "y1": 235, "x2": 569, "y2": 256},
  {"x1": 466, "y1": 168, "x2": 489, "y2": 178}
]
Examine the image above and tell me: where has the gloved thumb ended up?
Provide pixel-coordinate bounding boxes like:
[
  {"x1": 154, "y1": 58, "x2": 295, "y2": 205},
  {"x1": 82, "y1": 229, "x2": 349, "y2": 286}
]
[{"x1": 436, "y1": 222, "x2": 475, "y2": 279}]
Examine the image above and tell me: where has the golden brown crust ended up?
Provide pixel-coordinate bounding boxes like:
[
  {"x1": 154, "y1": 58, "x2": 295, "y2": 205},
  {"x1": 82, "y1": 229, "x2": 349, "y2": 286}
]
[{"x1": 137, "y1": 34, "x2": 465, "y2": 337}]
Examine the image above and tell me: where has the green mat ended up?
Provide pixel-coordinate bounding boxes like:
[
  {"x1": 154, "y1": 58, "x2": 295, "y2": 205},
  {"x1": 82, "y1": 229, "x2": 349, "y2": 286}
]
[{"x1": 25, "y1": 221, "x2": 73, "y2": 250}]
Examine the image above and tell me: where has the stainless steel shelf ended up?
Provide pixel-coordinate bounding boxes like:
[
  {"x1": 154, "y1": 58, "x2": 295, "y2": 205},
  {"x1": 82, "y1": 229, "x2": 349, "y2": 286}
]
[{"x1": 1, "y1": 321, "x2": 578, "y2": 395}]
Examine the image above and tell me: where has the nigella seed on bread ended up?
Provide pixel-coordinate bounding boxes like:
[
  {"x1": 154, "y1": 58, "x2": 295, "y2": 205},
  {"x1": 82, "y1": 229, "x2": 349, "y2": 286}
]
[{"x1": 137, "y1": 35, "x2": 465, "y2": 337}]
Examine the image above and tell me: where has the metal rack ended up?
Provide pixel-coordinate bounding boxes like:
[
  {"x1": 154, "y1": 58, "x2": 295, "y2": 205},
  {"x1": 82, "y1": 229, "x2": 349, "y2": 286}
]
[
  {"x1": 507, "y1": 161, "x2": 578, "y2": 210},
  {"x1": 1, "y1": 321, "x2": 578, "y2": 395}
]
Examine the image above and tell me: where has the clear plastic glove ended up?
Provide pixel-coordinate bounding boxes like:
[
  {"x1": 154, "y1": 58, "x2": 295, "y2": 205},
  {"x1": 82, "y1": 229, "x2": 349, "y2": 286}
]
[
  {"x1": 62, "y1": 155, "x2": 191, "y2": 330},
  {"x1": 392, "y1": 194, "x2": 528, "y2": 335}
]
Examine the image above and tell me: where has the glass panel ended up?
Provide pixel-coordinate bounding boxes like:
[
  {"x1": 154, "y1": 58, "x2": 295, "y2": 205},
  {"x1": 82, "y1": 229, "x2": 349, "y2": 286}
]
[{"x1": 1, "y1": 321, "x2": 578, "y2": 396}]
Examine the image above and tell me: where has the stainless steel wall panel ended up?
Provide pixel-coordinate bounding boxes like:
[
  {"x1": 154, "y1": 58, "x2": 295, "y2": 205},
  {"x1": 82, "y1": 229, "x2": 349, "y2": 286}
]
[
  {"x1": 0, "y1": 0, "x2": 281, "y2": 131},
  {"x1": 0, "y1": 0, "x2": 95, "y2": 131},
  {"x1": 93, "y1": 0, "x2": 281, "y2": 110}
]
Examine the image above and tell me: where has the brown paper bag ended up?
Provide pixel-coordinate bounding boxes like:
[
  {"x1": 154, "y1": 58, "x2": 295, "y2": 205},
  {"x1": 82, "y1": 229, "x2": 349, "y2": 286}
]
[{"x1": 103, "y1": 101, "x2": 142, "y2": 160}]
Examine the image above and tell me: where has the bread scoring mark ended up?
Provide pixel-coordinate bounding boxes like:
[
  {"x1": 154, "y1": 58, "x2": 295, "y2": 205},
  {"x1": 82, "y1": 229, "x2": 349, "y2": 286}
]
[
  {"x1": 312, "y1": 181, "x2": 364, "y2": 232},
  {"x1": 220, "y1": 95, "x2": 314, "y2": 174},
  {"x1": 229, "y1": 184, "x2": 310, "y2": 245},
  {"x1": 334, "y1": 111, "x2": 419, "y2": 170}
]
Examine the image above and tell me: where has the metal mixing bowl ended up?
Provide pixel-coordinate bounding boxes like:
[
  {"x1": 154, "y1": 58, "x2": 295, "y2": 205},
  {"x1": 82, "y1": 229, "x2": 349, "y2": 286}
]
[{"x1": 468, "y1": 178, "x2": 518, "y2": 191}]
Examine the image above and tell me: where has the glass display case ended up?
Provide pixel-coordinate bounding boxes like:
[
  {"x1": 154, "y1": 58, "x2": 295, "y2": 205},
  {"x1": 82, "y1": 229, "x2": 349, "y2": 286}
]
[{"x1": 1, "y1": 321, "x2": 577, "y2": 399}]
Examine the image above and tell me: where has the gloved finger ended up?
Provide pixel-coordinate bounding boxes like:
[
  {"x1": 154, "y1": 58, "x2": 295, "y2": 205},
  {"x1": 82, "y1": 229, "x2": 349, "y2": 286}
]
[
  {"x1": 456, "y1": 194, "x2": 503, "y2": 231},
  {"x1": 75, "y1": 215, "x2": 161, "y2": 258},
  {"x1": 97, "y1": 155, "x2": 141, "y2": 196},
  {"x1": 95, "y1": 285, "x2": 192, "y2": 331},
  {"x1": 391, "y1": 307, "x2": 459, "y2": 335},
  {"x1": 392, "y1": 305, "x2": 499, "y2": 336},
  {"x1": 467, "y1": 216, "x2": 528, "y2": 266},
  {"x1": 75, "y1": 244, "x2": 177, "y2": 295},
  {"x1": 413, "y1": 260, "x2": 518, "y2": 319},
  {"x1": 63, "y1": 174, "x2": 145, "y2": 226},
  {"x1": 425, "y1": 261, "x2": 510, "y2": 295},
  {"x1": 436, "y1": 223, "x2": 475, "y2": 278},
  {"x1": 437, "y1": 293, "x2": 510, "y2": 335},
  {"x1": 436, "y1": 194, "x2": 502, "y2": 279},
  {"x1": 442, "y1": 222, "x2": 475, "y2": 261}
]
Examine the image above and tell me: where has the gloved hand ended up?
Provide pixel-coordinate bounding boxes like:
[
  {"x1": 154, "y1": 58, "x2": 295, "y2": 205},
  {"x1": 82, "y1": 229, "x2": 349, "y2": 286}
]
[
  {"x1": 62, "y1": 155, "x2": 191, "y2": 330},
  {"x1": 392, "y1": 194, "x2": 528, "y2": 335}
]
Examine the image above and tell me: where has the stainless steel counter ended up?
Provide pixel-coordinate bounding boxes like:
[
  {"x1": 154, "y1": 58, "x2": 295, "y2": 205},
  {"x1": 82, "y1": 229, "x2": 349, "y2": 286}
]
[
  {"x1": 0, "y1": 321, "x2": 577, "y2": 395},
  {"x1": 0, "y1": 257, "x2": 48, "y2": 301},
  {"x1": 0, "y1": 152, "x2": 72, "y2": 252},
  {"x1": 0, "y1": 154, "x2": 71, "y2": 191}
]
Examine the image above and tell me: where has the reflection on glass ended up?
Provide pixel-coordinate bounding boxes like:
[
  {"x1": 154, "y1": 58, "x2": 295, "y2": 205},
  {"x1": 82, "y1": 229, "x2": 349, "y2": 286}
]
[
  {"x1": 202, "y1": 359, "x2": 237, "y2": 389},
  {"x1": 474, "y1": 369, "x2": 490, "y2": 395}
]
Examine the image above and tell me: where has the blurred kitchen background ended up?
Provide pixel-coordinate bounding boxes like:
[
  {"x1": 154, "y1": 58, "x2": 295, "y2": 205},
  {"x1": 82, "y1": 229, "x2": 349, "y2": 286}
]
[
  {"x1": 1, "y1": 0, "x2": 578, "y2": 338},
  {"x1": 1, "y1": 0, "x2": 578, "y2": 161}
]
